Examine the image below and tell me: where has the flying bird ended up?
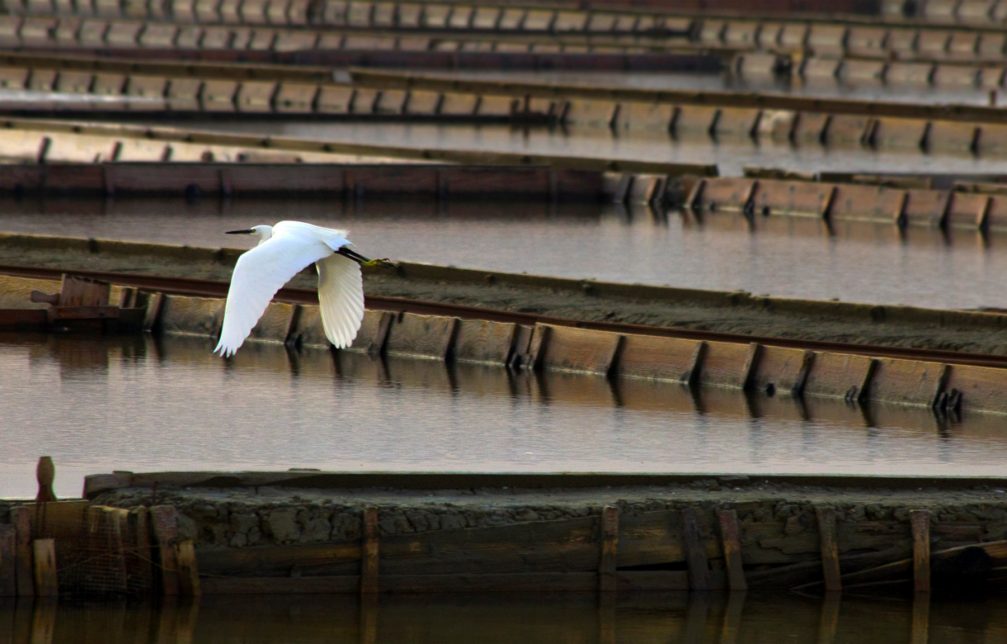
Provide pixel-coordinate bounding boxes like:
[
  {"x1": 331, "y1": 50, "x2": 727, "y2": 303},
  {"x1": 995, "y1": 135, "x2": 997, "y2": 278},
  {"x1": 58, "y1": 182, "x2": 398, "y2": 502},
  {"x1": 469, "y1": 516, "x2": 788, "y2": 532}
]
[{"x1": 214, "y1": 220, "x2": 384, "y2": 357}]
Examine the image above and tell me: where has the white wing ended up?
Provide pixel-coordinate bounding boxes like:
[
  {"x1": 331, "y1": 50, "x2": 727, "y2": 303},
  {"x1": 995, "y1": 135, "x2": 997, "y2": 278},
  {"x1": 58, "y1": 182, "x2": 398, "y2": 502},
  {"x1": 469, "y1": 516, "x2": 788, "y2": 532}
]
[
  {"x1": 316, "y1": 253, "x2": 365, "y2": 349},
  {"x1": 215, "y1": 233, "x2": 332, "y2": 357}
]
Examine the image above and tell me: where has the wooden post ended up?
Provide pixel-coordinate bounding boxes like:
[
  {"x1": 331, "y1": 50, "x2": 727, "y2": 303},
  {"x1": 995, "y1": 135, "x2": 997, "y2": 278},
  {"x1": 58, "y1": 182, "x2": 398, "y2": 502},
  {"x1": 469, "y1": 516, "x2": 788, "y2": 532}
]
[
  {"x1": 816, "y1": 506, "x2": 842, "y2": 593},
  {"x1": 360, "y1": 507, "x2": 379, "y2": 595},
  {"x1": 32, "y1": 539, "x2": 58, "y2": 597},
  {"x1": 717, "y1": 509, "x2": 747, "y2": 591},
  {"x1": 102, "y1": 508, "x2": 129, "y2": 594},
  {"x1": 910, "y1": 510, "x2": 931, "y2": 594},
  {"x1": 681, "y1": 507, "x2": 710, "y2": 591},
  {"x1": 0, "y1": 525, "x2": 16, "y2": 596},
  {"x1": 128, "y1": 507, "x2": 154, "y2": 593},
  {"x1": 175, "y1": 540, "x2": 201, "y2": 597},
  {"x1": 599, "y1": 505, "x2": 619, "y2": 593},
  {"x1": 150, "y1": 505, "x2": 180, "y2": 596},
  {"x1": 12, "y1": 506, "x2": 34, "y2": 596},
  {"x1": 35, "y1": 457, "x2": 56, "y2": 503}
]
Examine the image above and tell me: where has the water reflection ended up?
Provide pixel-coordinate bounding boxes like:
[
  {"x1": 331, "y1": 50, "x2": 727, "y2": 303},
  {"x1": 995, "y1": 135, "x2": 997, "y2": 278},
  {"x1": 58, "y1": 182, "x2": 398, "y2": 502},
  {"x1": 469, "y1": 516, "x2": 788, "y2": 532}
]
[
  {"x1": 1, "y1": 592, "x2": 1005, "y2": 642},
  {"x1": 3, "y1": 334, "x2": 1007, "y2": 499},
  {"x1": 3, "y1": 197, "x2": 1007, "y2": 309}
]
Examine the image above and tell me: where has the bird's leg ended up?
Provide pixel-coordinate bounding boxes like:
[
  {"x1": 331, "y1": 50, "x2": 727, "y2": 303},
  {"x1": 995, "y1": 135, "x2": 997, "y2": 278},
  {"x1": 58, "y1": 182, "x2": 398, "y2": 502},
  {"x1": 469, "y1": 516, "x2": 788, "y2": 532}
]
[{"x1": 338, "y1": 247, "x2": 392, "y2": 267}]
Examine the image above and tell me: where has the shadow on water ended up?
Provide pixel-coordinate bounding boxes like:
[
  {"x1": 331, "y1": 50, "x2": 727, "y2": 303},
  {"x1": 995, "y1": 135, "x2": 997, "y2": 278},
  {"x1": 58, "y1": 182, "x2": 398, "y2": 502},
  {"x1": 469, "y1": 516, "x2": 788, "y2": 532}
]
[{"x1": 1, "y1": 592, "x2": 1006, "y2": 642}]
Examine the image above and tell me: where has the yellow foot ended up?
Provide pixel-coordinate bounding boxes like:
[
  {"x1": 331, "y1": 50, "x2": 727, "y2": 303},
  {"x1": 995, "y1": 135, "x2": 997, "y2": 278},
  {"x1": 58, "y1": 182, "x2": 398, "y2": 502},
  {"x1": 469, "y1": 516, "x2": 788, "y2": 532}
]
[{"x1": 362, "y1": 258, "x2": 394, "y2": 268}]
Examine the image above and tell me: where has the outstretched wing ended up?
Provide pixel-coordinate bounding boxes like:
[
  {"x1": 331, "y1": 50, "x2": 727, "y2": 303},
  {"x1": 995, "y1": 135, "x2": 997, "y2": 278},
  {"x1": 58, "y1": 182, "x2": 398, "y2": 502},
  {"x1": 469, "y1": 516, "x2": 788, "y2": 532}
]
[
  {"x1": 215, "y1": 233, "x2": 331, "y2": 357},
  {"x1": 316, "y1": 253, "x2": 365, "y2": 349}
]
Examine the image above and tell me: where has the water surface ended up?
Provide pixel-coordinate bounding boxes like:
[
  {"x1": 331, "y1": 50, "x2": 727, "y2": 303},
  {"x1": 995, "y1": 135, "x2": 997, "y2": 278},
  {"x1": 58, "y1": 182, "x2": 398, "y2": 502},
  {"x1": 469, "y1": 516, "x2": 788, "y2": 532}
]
[
  {"x1": 2, "y1": 334, "x2": 1005, "y2": 499},
  {"x1": 0, "y1": 592, "x2": 1005, "y2": 642},
  {"x1": 3, "y1": 197, "x2": 1006, "y2": 309}
]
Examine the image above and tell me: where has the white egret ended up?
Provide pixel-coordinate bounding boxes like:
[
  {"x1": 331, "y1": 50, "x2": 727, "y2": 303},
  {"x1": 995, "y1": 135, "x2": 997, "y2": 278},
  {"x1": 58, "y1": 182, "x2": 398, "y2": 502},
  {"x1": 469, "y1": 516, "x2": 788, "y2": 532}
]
[{"x1": 213, "y1": 220, "x2": 385, "y2": 358}]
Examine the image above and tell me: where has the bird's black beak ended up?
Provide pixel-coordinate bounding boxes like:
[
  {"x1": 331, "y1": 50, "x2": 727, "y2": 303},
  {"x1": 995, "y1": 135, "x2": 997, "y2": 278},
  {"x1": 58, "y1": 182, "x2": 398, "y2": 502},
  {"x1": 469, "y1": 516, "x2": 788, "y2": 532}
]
[{"x1": 225, "y1": 229, "x2": 255, "y2": 235}]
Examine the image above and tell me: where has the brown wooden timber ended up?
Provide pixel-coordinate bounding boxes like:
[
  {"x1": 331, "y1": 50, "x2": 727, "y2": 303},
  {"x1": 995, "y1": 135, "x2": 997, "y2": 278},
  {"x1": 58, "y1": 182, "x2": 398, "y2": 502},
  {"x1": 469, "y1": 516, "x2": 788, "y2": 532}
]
[
  {"x1": 599, "y1": 505, "x2": 619, "y2": 592},
  {"x1": 717, "y1": 509, "x2": 747, "y2": 591},
  {"x1": 31, "y1": 539, "x2": 58, "y2": 597},
  {"x1": 360, "y1": 507, "x2": 380, "y2": 594},
  {"x1": 0, "y1": 525, "x2": 15, "y2": 596},
  {"x1": 681, "y1": 507, "x2": 711, "y2": 591},
  {"x1": 816, "y1": 506, "x2": 842, "y2": 592},
  {"x1": 150, "y1": 505, "x2": 181, "y2": 596},
  {"x1": 910, "y1": 510, "x2": 932, "y2": 593},
  {"x1": 11, "y1": 507, "x2": 34, "y2": 597}
]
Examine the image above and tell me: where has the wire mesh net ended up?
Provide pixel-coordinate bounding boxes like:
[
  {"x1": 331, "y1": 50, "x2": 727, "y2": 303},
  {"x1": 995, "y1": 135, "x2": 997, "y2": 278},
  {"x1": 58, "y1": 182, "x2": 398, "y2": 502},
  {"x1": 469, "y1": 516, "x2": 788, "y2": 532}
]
[{"x1": 33, "y1": 503, "x2": 156, "y2": 597}]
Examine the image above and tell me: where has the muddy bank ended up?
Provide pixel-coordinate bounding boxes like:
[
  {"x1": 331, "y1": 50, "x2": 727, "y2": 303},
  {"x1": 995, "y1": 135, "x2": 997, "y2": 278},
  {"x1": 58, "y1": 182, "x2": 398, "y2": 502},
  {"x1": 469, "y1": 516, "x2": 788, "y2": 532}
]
[{"x1": 5, "y1": 237, "x2": 1007, "y2": 355}]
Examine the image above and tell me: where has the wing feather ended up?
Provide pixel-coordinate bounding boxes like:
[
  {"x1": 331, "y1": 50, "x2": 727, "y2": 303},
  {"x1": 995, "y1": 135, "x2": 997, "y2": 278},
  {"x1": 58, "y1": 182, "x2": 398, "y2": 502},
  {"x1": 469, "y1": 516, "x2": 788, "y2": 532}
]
[
  {"x1": 316, "y1": 253, "x2": 365, "y2": 349},
  {"x1": 215, "y1": 233, "x2": 331, "y2": 357}
]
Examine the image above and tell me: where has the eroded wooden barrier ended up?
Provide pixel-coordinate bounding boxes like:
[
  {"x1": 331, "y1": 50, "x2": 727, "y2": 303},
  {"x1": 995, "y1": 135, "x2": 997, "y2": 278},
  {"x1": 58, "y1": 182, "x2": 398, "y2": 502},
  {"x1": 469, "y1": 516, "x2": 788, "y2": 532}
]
[{"x1": 684, "y1": 175, "x2": 1007, "y2": 231}]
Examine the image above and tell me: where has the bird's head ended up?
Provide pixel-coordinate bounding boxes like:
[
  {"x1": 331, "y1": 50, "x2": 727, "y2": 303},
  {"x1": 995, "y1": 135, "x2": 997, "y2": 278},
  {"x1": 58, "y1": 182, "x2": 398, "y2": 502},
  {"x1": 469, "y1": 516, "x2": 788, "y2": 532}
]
[{"x1": 226, "y1": 225, "x2": 273, "y2": 245}]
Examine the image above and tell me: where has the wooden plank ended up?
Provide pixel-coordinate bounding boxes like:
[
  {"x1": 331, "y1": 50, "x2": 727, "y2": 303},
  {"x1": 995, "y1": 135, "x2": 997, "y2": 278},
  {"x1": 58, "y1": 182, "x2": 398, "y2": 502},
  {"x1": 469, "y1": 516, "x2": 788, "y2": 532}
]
[
  {"x1": 599, "y1": 505, "x2": 619, "y2": 593},
  {"x1": 175, "y1": 540, "x2": 200, "y2": 596},
  {"x1": 198, "y1": 543, "x2": 361, "y2": 576},
  {"x1": 150, "y1": 505, "x2": 180, "y2": 596},
  {"x1": 717, "y1": 509, "x2": 747, "y2": 591},
  {"x1": 0, "y1": 525, "x2": 15, "y2": 596},
  {"x1": 32, "y1": 539, "x2": 58, "y2": 596},
  {"x1": 816, "y1": 506, "x2": 842, "y2": 593},
  {"x1": 910, "y1": 510, "x2": 931, "y2": 593},
  {"x1": 360, "y1": 507, "x2": 379, "y2": 595},
  {"x1": 535, "y1": 324, "x2": 622, "y2": 376},
  {"x1": 681, "y1": 507, "x2": 710, "y2": 591},
  {"x1": 11, "y1": 506, "x2": 33, "y2": 596},
  {"x1": 127, "y1": 507, "x2": 153, "y2": 593}
]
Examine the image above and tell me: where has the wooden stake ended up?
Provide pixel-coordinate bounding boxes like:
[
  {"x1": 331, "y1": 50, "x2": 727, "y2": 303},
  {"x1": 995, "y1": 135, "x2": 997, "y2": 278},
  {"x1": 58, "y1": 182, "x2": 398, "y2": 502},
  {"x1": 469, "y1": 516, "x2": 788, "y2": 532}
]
[
  {"x1": 175, "y1": 540, "x2": 201, "y2": 597},
  {"x1": 717, "y1": 509, "x2": 747, "y2": 591},
  {"x1": 816, "y1": 506, "x2": 842, "y2": 593},
  {"x1": 11, "y1": 506, "x2": 34, "y2": 597},
  {"x1": 910, "y1": 510, "x2": 931, "y2": 594},
  {"x1": 32, "y1": 539, "x2": 58, "y2": 597},
  {"x1": 128, "y1": 507, "x2": 154, "y2": 593},
  {"x1": 360, "y1": 507, "x2": 379, "y2": 595},
  {"x1": 681, "y1": 507, "x2": 710, "y2": 591},
  {"x1": 0, "y1": 525, "x2": 16, "y2": 596},
  {"x1": 599, "y1": 505, "x2": 619, "y2": 593},
  {"x1": 35, "y1": 457, "x2": 56, "y2": 503},
  {"x1": 150, "y1": 505, "x2": 180, "y2": 596}
]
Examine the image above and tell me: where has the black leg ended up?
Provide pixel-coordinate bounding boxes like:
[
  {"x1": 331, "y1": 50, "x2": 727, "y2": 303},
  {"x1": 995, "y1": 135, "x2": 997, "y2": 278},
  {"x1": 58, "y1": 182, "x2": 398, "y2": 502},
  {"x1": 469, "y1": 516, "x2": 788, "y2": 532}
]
[{"x1": 338, "y1": 247, "x2": 373, "y2": 265}]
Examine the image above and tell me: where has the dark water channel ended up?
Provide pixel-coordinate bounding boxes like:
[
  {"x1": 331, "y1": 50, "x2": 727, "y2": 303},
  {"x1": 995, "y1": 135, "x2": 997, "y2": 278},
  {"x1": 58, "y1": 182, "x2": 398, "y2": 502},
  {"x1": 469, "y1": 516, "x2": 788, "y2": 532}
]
[{"x1": 1, "y1": 592, "x2": 1005, "y2": 642}]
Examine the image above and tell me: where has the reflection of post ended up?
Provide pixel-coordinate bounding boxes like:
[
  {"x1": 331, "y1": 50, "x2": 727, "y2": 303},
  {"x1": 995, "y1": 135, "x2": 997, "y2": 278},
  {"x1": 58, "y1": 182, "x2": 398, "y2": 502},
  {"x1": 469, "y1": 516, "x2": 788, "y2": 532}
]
[
  {"x1": 156, "y1": 599, "x2": 200, "y2": 644},
  {"x1": 597, "y1": 592, "x2": 616, "y2": 644},
  {"x1": 910, "y1": 595, "x2": 929, "y2": 644},
  {"x1": 682, "y1": 593, "x2": 710, "y2": 644},
  {"x1": 816, "y1": 594, "x2": 841, "y2": 644},
  {"x1": 360, "y1": 593, "x2": 379, "y2": 644},
  {"x1": 719, "y1": 591, "x2": 746, "y2": 644},
  {"x1": 30, "y1": 597, "x2": 57, "y2": 644}
]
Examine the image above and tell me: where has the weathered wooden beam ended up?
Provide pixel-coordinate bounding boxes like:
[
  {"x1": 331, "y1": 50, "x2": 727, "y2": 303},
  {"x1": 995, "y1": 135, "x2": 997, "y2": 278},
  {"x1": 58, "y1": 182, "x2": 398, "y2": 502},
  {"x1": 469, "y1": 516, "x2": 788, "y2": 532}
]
[
  {"x1": 361, "y1": 507, "x2": 379, "y2": 595},
  {"x1": 175, "y1": 540, "x2": 201, "y2": 596},
  {"x1": 0, "y1": 525, "x2": 16, "y2": 596},
  {"x1": 681, "y1": 507, "x2": 710, "y2": 591},
  {"x1": 717, "y1": 508, "x2": 747, "y2": 591},
  {"x1": 910, "y1": 509, "x2": 931, "y2": 593},
  {"x1": 127, "y1": 507, "x2": 154, "y2": 593},
  {"x1": 816, "y1": 506, "x2": 842, "y2": 593},
  {"x1": 11, "y1": 506, "x2": 34, "y2": 597},
  {"x1": 599, "y1": 505, "x2": 619, "y2": 593},
  {"x1": 150, "y1": 505, "x2": 180, "y2": 596},
  {"x1": 32, "y1": 539, "x2": 58, "y2": 597}
]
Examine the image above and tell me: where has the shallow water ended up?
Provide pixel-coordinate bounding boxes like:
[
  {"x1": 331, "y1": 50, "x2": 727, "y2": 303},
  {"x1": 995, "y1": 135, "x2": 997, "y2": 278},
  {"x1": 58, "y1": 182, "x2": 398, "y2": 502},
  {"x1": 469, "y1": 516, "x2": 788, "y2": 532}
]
[
  {"x1": 1, "y1": 591, "x2": 1005, "y2": 642},
  {"x1": 1, "y1": 333, "x2": 1005, "y2": 499},
  {"x1": 4, "y1": 197, "x2": 1007, "y2": 309}
]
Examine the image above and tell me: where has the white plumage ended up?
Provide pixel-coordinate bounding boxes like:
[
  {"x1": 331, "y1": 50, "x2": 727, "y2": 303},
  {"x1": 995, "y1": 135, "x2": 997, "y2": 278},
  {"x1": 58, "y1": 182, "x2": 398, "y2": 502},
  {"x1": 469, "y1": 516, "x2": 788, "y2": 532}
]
[{"x1": 214, "y1": 220, "x2": 367, "y2": 357}]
